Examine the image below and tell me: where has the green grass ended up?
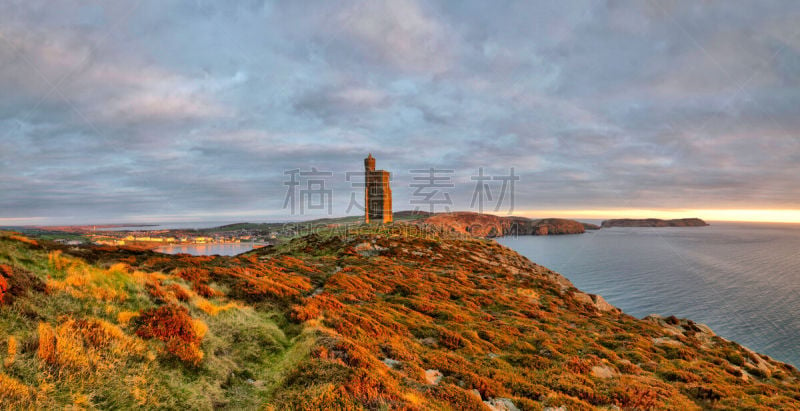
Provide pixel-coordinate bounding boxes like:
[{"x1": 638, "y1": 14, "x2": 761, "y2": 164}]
[{"x1": 0, "y1": 232, "x2": 318, "y2": 409}]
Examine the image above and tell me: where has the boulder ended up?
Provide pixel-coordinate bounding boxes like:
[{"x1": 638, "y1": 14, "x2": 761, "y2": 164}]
[
  {"x1": 424, "y1": 369, "x2": 443, "y2": 385},
  {"x1": 484, "y1": 398, "x2": 520, "y2": 411}
]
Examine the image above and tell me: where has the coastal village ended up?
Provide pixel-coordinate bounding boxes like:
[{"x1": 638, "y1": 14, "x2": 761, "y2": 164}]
[{"x1": 51, "y1": 226, "x2": 283, "y2": 249}]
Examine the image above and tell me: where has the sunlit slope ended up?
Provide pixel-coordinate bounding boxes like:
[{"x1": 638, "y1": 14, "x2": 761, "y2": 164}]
[{"x1": 1, "y1": 228, "x2": 799, "y2": 410}]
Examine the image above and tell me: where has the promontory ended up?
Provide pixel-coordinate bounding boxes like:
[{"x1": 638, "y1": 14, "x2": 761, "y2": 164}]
[{"x1": 601, "y1": 218, "x2": 709, "y2": 228}]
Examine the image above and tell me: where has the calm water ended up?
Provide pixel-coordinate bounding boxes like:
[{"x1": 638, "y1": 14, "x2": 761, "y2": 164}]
[
  {"x1": 155, "y1": 243, "x2": 257, "y2": 256},
  {"x1": 497, "y1": 222, "x2": 800, "y2": 367}
]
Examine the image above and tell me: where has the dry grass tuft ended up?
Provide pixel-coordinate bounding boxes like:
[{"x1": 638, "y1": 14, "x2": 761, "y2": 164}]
[
  {"x1": 193, "y1": 297, "x2": 240, "y2": 316},
  {"x1": 0, "y1": 373, "x2": 33, "y2": 406},
  {"x1": 37, "y1": 322, "x2": 56, "y2": 365},
  {"x1": 117, "y1": 311, "x2": 140, "y2": 326},
  {"x1": 4, "y1": 336, "x2": 17, "y2": 368},
  {"x1": 37, "y1": 318, "x2": 147, "y2": 372}
]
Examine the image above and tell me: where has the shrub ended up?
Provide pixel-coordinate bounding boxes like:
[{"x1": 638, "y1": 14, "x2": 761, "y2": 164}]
[
  {"x1": 167, "y1": 283, "x2": 191, "y2": 301},
  {"x1": 429, "y1": 383, "x2": 487, "y2": 409},
  {"x1": 0, "y1": 264, "x2": 45, "y2": 305},
  {"x1": 192, "y1": 283, "x2": 220, "y2": 298},
  {"x1": 0, "y1": 274, "x2": 7, "y2": 305},
  {"x1": 176, "y1": 267, "x2": 209, "y2": 284},
  {"x1": 726, "y1": 351, "x2": 745, "y2": 366},
  {"x1": 8, "y1": 234, "x2": 38, "y2": 246},
  {"x1": 146, "y1": 280, "x2": 167, "y2": 302},
  {"x1": 439, "y1": 329, "x2": 467, "y2": 350},
  {"x1": 135, "y1": 305, "x2": 204, "y2": 365}
]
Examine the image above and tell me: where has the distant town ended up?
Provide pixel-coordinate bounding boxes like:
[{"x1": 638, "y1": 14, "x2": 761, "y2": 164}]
[{"x1": 9, "y1": 223, "x2": 299, "y2": 250}]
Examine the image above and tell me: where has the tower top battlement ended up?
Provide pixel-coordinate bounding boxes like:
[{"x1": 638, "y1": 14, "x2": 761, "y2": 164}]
[{"x1": 365, "y1": 153, "x2": 375, "y2": 171}]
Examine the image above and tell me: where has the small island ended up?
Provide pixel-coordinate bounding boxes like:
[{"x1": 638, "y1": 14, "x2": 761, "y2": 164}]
[{"x1": 601, "y1": 218, "x2": 709, "y2": 228}]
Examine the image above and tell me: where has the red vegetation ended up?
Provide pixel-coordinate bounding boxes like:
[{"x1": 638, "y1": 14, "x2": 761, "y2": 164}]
[
  {"x1": 167, "y1": 283, "x2": 191, "y2": 301},
  {"x1": 0, "y1": 266, "x2": 9, "y2": 304},
  {"x1": 145, "y1": 280, "x2": 168, "y2": 302},
  {"x1": 8, "y1": 234, "x2": 39, "y2": 246},
  {"x1": 270, "y1": 229, "x2": 800, "y2": 409},
  {"x1": 135, "y1": 305, "x2": 204, "y2": 365},
  {"x1": 19, "y1": 227, "x2": 799, "y2": 409},
  {"x1": 176, "y1": 267, "x2": 209, "y2": 284},
  {"x1": 0, "y1": 263, "x2": 45, "y2": 305},
  {"x1": 192, "y1": 283, "x2": 220, "y2": 298},
  {"x1": 211, "y1": 257, "x2": 313, "y2": 301}
]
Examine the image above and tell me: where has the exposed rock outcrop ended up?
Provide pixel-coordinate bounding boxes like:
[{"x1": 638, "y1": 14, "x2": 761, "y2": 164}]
[
  {"x1": 418, "y1": 212, "x2": 595, "y2": 238},
  {"x1": 573, "y1": 291, "x2": 619, "y2": 312}
]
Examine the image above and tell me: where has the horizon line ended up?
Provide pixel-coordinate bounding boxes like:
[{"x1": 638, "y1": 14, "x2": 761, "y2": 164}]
[{"x1": 3, "y1": 208, "x2": 800, "y2": 227}]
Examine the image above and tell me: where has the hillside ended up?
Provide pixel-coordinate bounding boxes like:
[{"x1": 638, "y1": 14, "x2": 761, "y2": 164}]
[
  {"x1": 199, "y1": 211, "x2": 432, "y2": 234},
  {"x1": 418, "y1": 212, "x2": 599, "y2": 238},
  {"x1": 601, "y1": 218, "x2": 709, "y2": 228},
  {"x1": 1, "y1": 229, "x2": 799, "y2": 409}
]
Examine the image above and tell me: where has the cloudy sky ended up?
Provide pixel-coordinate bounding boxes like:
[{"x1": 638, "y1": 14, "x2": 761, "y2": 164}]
[{"x1": 1, "y1": 0, "x2": 800, "y2": 225}]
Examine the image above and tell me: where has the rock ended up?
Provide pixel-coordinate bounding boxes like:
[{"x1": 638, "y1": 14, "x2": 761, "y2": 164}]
[
  {"x1": 574, "y1": 292, "x2": 618, "y2": 312},
  {"x1": 589, "y1": 294, "x2": 617, "y2": 312},
  {"x1": 425, "y1": 369, "x2": 443, "y2": 385},
  {"x1": 469, "y1": 389, "x2": 482, "y2": 401},
  {"x1": 484, "y1": 398, "x2": 520, "y2": 411},
  {"x1": 742, "y1": 347, "x2": 776, "y2": 378},
  {"x1": 382, "y1": 358, "x2": 401, "y2": 369},
  {"x1": 653, "y1": 337, "x2": 684, "y2": 347},
  {"x1": 591, "y1": 364, "x2": 618, "y2": 379},
  {"x1": 420, "y1": 337, "x2": 437, "y2": 347},
  {"x1": 644, "y1": 315, "x2": 719, "y2": 348},
  {"x1": 352, "y1": 241, "x2": 387, "y2": 256}
]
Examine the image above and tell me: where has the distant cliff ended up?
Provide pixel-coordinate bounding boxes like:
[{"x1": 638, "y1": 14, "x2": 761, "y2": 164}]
[
  {"x1": 418, "y1": 211, "x2": 599, "y2": 237},
  {"x1": 601, "y1": 218, "x2": 709, "y2": 228}
]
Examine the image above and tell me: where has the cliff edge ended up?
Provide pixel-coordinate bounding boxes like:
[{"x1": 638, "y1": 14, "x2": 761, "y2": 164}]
[{"x1": 419, "y1": 211, "x2": 599, "y2": 237}]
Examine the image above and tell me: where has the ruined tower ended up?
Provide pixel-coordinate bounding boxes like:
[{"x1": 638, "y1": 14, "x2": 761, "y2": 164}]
[{"x1": 364, "y1": 154, "x2": 392, "y2": 223}]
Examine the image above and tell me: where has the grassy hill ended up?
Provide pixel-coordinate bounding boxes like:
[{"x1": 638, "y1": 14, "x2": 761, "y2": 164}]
[
  {"x1": 198, "y1": 210, "x2": 431, "y2": 234},
  {"x1": 1, "y1": 228, "x2": 798, "y2": 409}
]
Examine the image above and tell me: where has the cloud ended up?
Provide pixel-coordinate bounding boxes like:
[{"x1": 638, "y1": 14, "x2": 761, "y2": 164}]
[
  {"x1": 0, "y1": 24, "x2": 232, "y2": 126},
  {"x1": 332, "y1": 0, "x2": 455, "y2": 74},
  {"x1": 1, "y1": 1, "x2": 800, "y2": 224}
]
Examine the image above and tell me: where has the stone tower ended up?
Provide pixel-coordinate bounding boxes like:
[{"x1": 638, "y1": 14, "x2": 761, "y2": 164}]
[{"x1": 364, "y1": 154, "x2": 392, "y2": 223}]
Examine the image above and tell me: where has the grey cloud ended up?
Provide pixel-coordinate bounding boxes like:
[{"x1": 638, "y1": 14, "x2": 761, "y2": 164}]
[{"x1": 1, "y1": 0, "x2": 800, "y2": 224}]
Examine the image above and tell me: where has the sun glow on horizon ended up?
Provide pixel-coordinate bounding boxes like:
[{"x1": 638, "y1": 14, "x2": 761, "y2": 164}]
[{"x1": 514, "y1": 209, "x2": 800, "y2": 224}]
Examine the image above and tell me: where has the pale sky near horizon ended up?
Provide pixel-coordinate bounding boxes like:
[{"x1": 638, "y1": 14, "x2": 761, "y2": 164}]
[{"x1": 2, "y1": 1, "x2": 800, "y2": 225}]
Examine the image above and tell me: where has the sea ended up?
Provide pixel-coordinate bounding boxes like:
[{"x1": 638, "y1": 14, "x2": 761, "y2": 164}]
[
  {"x1": 496, "y1": 222, "x2": 800, "y2": 368},
  {"x1": 154, "y1": 243, "x2": 257, "y2": 256}
]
